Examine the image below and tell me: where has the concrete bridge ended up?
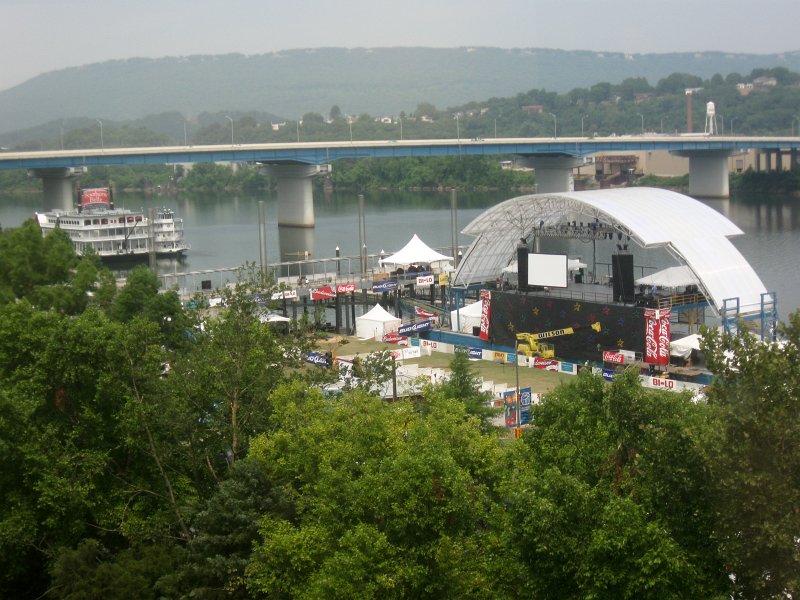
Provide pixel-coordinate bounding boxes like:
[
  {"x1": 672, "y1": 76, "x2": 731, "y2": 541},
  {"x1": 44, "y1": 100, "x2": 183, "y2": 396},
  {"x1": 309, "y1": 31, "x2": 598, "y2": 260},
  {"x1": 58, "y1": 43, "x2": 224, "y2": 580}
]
[{"x1": 2, "y1": 135, "x2": 799, "y2": 226}]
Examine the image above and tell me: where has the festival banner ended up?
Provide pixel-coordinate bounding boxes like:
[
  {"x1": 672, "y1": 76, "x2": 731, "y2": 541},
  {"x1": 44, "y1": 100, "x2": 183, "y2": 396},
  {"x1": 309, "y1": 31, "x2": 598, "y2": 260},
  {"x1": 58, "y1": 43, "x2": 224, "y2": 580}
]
[
  {"x1": 271, "y1": 289, "x2": 297, "y2": 300},
  {"x1": 479, "y1": 289, "x2": 492, "y2": 340},
  {"x1": 532, "y1": 358, "x2": 559, "y2": 371},
  {"x1": 468, "y1": 347, "x2": 483, "y2": 360},
  {"x1": 310, "y1": 286, "x2": 336, "y2": 301},
  {"x1": 336, "y1": 283, "x2": 356, "y2": 294},
  {"x1": 415, "y1": 306, "x2": 437, "y2": 319},
  {"x1": 603, "y1": 351, "x2": 625, "y2": 364},
  {"x1": 503, "y1": 390, "x2": 518, "y2": 428},
  {"x1": 398, "y1": 319, "x2": 434, "y2": 336},
  {"x1": 304, "y1": 351, "x2": 330, "y2": 367},
  {"x1": 438, "y1": 273, "x2": 450, "y2": 286},
  {"x1": 644, "y1": 308, "x2": 671, "y2": 365},
  {"x1": 372, "y1": 280, "x2": 398, "y2": 292},
  {"x1": 416, "y1": 274, "x2": 435, "y2": 286},
  {"x1": 383, "y1": 332, "x2": 407, "y2": 344},
  {"x1": 520, "y1": 387, "x2": 533, "y2": 425}
]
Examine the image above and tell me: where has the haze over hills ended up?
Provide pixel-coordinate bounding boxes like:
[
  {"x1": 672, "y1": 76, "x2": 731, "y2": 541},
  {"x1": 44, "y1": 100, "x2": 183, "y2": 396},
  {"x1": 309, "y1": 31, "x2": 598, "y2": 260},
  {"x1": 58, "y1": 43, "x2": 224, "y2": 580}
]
[{"x1": 1, "y1": 47, "x2": 799, "y2": 134}]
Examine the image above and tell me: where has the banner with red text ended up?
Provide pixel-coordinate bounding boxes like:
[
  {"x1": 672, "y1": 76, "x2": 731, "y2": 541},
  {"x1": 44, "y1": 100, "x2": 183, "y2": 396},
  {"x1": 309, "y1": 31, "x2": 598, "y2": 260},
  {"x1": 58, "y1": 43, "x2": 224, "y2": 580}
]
[
  {"x1": 479, "y1": 289, "x2": 492, "y2": 340},
  {"x1": 644, "y1": 308, "x2": 671, "y2": 365},
  {"x1": 310, "y1": 286, "x2": 336, "y2": 301}
]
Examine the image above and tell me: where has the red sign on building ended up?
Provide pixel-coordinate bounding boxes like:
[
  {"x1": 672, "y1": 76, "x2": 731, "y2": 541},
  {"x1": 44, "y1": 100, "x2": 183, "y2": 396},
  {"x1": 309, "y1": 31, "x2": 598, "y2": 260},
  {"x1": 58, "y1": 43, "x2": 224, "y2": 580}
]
[{"x1": 336, "y1": 283, "x2": 356, "y2": 294}]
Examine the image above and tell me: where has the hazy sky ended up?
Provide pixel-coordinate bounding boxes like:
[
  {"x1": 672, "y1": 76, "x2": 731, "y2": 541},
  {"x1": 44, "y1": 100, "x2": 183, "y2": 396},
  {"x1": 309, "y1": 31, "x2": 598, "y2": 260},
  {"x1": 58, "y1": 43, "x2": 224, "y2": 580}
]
[{"x1": 1, "y1": 0, "x2": 798, "y2": 91}]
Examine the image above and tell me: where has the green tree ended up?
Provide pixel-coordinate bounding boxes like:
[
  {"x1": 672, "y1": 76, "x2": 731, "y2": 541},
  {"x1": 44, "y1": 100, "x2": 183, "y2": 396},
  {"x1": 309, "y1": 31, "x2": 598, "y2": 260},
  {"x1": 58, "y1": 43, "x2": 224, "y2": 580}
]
[
  {"x1": 503, "y1": 370, "x2": 727, "y2": 598},
  {"x1": 702, "y1": 315, "x2": 800, "y2": 598}
]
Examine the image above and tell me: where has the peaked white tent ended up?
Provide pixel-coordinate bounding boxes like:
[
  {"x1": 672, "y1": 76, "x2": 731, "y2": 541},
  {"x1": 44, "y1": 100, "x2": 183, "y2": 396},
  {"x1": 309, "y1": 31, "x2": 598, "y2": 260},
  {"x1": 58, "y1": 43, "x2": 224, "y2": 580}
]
[
  {"x1": 636, "y1": 265, "x2": 700, "y2": 288},
  {"x1": 355, "y1": 303, "x2": 401, "y2": 340},
  {"x1": 450, "y1": 301, "x2": 484, "y2": 333},
  {"x1": 670, "y1": 333, "x2": 702, "y2": 360},
  {"x1": 379, "y1": 234, "x2": 453, "y2": 267}
]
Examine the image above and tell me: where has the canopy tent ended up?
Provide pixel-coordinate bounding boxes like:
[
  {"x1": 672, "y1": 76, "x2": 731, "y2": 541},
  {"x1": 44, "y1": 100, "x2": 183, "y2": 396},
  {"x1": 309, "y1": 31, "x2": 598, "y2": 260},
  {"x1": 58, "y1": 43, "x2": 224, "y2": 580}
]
[
  {"x1": 257, "y1": 311, "x2": 291, "y2": 323},
  {"x1": 450, "y1": 301, "x2": 484, "y2": 333},
  {"x1": 355, "y1": 303, "x2": 401, "y2": 340},
  {"x1": 636, "y1": 265, "x2": 700, "y2": 289},
  {"x1": 379, "y1": 234, "x2": 454, "y2": 267},
  {"x1": 670, "y1": 333, "x2": 702, "y2": 360}
]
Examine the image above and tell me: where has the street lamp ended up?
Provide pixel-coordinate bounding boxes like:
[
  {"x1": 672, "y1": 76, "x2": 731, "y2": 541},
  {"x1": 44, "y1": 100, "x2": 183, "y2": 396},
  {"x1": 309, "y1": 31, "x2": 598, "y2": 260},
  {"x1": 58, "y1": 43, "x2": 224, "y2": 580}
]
[
  {"x1": 399, "y1": 116, "x2": 403, "y2": 140},
  {"x1": 793, "y1": 115, "x2": 800, "y2": 137},
  {"x1": 548, "y1": 112, "x2": 557, "y2": 138},
  {"x1": 183, "y1": 120, "x2": 188, "y2": 145},
  {"x1": 581, "y1": 114, "x2": 588, "y2": 137},
  {"x1": 348, "y1": 119, "x2": 353, "y2": 142},
  {"x1": 95, "y1": 119, "x2": 104, "y2": 150},
  {"x1": 225, "y1": 115, "x2": 234, "y2": 145},
  {"x1": 637, "y1": 113, "x2": 644, "y2": 134},
  {"x1": 455, "y1": 114, "x2": 460, "y2": 140},
  {"x1": 59, "y1": 123, "x2": 64, "y2": 150},
  {"x1": 730, "y1": 117, "x2": 737, "y2": 136}
]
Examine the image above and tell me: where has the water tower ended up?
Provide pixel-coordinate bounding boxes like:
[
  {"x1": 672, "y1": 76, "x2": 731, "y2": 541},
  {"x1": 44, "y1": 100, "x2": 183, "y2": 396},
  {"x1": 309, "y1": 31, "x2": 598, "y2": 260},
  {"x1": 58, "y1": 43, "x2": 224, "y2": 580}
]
[{"x1": 704, "y1": 101, "x2": 717, "y2": 135}]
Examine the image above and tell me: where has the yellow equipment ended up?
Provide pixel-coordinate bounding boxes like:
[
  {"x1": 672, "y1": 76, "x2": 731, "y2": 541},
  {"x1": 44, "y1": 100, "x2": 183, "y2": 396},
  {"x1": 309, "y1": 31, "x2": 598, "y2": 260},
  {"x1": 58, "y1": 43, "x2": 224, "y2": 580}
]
[{"x1": 516, "y1": 322, "x2": 601, "y2": 358}]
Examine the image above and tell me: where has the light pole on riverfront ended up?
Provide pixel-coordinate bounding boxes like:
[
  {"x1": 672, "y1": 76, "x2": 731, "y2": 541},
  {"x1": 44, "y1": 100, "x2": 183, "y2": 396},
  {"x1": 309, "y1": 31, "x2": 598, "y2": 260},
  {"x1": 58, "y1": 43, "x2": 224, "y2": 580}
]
[
  {"x1": 637, "y1": 113, "x2": 644, "y2": 134},
  {"x1": 455, "y1": 114, "x2": 460, "y2": 141},
  {"x1": 730, "y1": 117, "x2": 736, "y2": 136},
  {"x1": 95, "y1": 119, "x2": 104, "y2": 150},
  {"x1": 548, "y1": 112, "x2": 557, "y2": 138},
  {"x1": 793, "y1": 116, "x2": 800, "y2": 137},
  {"x1": 225, "y1": 116, "x2": 234, "y2": 146},
  {"x1": 581, "y1": 114, "x2": 587, "y2": 137}
]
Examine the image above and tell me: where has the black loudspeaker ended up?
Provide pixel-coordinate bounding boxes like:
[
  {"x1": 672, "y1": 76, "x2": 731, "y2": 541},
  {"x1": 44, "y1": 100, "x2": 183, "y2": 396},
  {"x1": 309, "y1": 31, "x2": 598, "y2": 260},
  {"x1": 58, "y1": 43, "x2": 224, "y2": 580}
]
[
  {"x1": 201, "y1": 279, "x2": 212, "y2": 290},
  {"x1": 612, "y1": 254, "x2": 634, "y2": 302},
  {"x1": 472, "y1": 326, "x2": 481, "y2": 336},
  {"x1": 516, "y1": 243, "x2": 529, "y2": 292}
]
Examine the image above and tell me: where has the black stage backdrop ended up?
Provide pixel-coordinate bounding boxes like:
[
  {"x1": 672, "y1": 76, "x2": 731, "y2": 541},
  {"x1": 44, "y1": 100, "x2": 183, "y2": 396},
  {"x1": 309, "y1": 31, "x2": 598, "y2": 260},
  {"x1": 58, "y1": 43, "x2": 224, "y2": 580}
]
[{"x1": 489, "y1": 291, "x2": 646, "y2": 363}]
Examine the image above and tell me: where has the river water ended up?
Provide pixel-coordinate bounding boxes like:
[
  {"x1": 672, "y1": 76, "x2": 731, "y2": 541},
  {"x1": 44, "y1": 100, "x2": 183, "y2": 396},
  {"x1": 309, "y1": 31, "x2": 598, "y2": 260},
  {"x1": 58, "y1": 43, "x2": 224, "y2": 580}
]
[{"x1": 1, "y1": 189, "x2": 798, "y2": 319}]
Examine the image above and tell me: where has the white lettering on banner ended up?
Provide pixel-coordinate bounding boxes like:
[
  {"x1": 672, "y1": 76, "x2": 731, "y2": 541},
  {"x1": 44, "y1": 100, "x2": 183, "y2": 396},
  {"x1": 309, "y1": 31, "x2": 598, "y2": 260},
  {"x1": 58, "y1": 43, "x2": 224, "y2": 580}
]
[
  {"x1": 479, "y1": 289, "x2": 491, "y2": 341},
  {"x1": 658, "y1": 310, "x2": 671, "y2": 364},
  {"x1": 603, "y1": 351, "x2": 625, "y2": 364},
  {"x1": 416, "y1": 274, "x2": 435, "y2": 286},
  {"x1": 644, "y1": 308, "x2": 659, "y2": 363},
  {"x1": 336, "y1": 283, "x2": 356, "y2": 294}
]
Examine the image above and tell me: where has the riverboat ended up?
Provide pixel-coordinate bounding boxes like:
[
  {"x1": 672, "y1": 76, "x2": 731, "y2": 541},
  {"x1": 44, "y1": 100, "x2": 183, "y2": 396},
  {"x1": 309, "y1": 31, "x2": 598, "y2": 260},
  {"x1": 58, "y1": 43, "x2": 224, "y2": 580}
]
[{"x1": 35, "y1": 187, "x2": 189, "y2": 260}]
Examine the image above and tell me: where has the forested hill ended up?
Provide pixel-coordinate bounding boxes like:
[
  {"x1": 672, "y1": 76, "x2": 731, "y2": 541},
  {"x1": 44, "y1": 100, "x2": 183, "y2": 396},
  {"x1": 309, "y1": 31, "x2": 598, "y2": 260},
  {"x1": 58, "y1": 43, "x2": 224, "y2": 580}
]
[{"x1": 1, "y1": 47, "x2": 800, "y2": 133}]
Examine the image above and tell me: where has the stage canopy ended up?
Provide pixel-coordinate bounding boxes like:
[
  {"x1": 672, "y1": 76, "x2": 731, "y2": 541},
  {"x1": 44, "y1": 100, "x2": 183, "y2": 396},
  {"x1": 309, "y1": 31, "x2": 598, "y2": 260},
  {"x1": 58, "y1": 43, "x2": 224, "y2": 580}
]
[
  {"x1": 379, "y1": 234, "x2": 453, "y2": 267},
  {"x1": 452, "y1": 187, "x2": 768, "y2": 316},
  {"x1": 636, "y1": 265, "x2": 700, "y2": 288}
]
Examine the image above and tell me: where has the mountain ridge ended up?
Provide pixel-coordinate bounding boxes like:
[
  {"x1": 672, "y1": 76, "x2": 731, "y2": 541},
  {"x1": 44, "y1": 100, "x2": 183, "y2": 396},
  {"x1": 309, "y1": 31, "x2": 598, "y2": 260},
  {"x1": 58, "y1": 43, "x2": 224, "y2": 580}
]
[{"x1": 1, "y1": 47, "x2": 799, "y2": 134}]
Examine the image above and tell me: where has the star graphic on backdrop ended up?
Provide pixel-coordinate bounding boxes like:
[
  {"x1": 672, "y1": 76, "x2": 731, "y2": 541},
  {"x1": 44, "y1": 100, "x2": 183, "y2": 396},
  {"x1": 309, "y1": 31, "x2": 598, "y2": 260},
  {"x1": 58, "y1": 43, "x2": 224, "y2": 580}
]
[
  {"x1": 574, "y1": 302, "x2": 582, "y2": 312},
  {"x1": 617, "y1": 338, "x2": 625, "y2": 348},
  {"x1": 532, "y1": 307, "x2": 540, "y2": 316},
  {"x1": 587, "y1": 313, "x2": 596, "y2": 323},
  {"x1": 602, "y1": 306, "x2": 611, "y2": 315},
  {"x1": 618, "y1": 317, "x2": 625, "y2": 327},
  {"x1": 507, "y1": 322, "x2": 516, "y2": 333},
  {"x1": 545, "y1": 300, "x2": 554, "y2": 309}
]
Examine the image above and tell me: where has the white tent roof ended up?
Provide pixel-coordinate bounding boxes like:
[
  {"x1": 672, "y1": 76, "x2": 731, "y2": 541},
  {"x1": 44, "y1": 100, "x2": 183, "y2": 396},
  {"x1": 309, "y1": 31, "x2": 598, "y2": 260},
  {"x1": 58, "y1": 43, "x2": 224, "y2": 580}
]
[
  {"x1": 379, "y1": 234, "x2": 454, "y2": 267},
  {"x1": 670, "y1": 333, "x2": 702, "y2": 359},
  {"x1": 636, "y1": 265, "x2": 701, "y2": 288},
  {"x1": 453, "y1": 188, "x2": 768, "y2": 316},
  {"x1": 358, "y1": 303, "x2": 399, "y2": 322}
]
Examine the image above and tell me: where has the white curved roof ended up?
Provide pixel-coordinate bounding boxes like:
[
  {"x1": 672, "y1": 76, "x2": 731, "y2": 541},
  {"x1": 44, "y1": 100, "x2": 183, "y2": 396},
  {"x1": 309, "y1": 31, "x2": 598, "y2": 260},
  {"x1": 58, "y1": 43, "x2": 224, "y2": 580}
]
[{"x1": 453, "y1": 187, "x2": 768, "y2": 315}]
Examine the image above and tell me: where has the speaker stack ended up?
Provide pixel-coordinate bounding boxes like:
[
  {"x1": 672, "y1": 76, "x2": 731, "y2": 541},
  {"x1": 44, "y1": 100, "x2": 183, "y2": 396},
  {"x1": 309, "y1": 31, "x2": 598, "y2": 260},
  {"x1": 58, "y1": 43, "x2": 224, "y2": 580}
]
[{"x1": 612, "y1": 254, "x2": 634, "y2": 303}]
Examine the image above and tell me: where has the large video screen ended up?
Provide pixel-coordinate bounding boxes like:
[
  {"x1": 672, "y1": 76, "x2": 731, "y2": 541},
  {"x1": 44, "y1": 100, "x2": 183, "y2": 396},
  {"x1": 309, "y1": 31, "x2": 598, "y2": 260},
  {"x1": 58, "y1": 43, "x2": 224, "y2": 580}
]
[{"x1": 528, "y1": 253, "x2": 568, "y2": 288}]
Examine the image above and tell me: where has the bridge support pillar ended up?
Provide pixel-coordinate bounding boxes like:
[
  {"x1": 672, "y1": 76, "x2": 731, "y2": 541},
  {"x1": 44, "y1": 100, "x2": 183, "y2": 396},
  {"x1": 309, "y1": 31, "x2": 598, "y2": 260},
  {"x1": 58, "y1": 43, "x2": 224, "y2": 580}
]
[
  {"x1": 261, "y1": 164, "x2": 330, "y2": 227},
  {"x1": 29, "y1": 167, "x2": 87, "y2": 211},
  {"x1": 672, "y1": 150, "x2": 733, "y2": 199},
  {"x1": 519, "y1": 156, "x2": 589, "y2": 193}
]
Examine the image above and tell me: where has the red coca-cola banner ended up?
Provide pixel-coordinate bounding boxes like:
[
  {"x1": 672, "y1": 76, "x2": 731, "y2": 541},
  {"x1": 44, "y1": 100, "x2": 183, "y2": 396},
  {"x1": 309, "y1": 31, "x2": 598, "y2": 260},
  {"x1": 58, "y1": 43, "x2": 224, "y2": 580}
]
[
  {"x1": 310, "y1": 286, "x2": 336, "y2": 301},
  {"x1": 479, "y1": 289, "x2": 492, "y2": 340},
  {"x1": 644, "y1": 308, "x2": 671, "y2": 365},
  {"x1": 603, "y1": 351, "x2": 625, "y2": 364},
  {"x1": 336, "y1": 283, "x2": 356, "y2": 294}
]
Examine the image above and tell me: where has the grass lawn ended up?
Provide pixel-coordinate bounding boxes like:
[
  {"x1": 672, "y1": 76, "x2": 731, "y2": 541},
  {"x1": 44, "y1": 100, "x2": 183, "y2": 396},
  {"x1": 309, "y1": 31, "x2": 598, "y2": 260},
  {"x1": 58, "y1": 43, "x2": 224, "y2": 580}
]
[{"x1": 316, "y1": 335, "x2": 574, "y2": 394}]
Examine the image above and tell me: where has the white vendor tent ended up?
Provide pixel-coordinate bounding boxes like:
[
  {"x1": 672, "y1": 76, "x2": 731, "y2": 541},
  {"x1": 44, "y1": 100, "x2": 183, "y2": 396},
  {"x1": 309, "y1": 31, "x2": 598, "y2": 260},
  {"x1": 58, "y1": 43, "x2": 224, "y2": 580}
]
[
  {"x1": 670, "y1": 333, "x2": 702, "y2": 360},
  {"x1": 636, "y1": 265, "x2": 700, "y2": 289},
  {"x1": 450, "y1": 301, "x2": 484, "y2": 333},
  {"x1": 379, "y1": 234, "x2": 453, "y2": 267},
  {"x1": 355, "y1": 303, "x2": 401, "y2": 340}
]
